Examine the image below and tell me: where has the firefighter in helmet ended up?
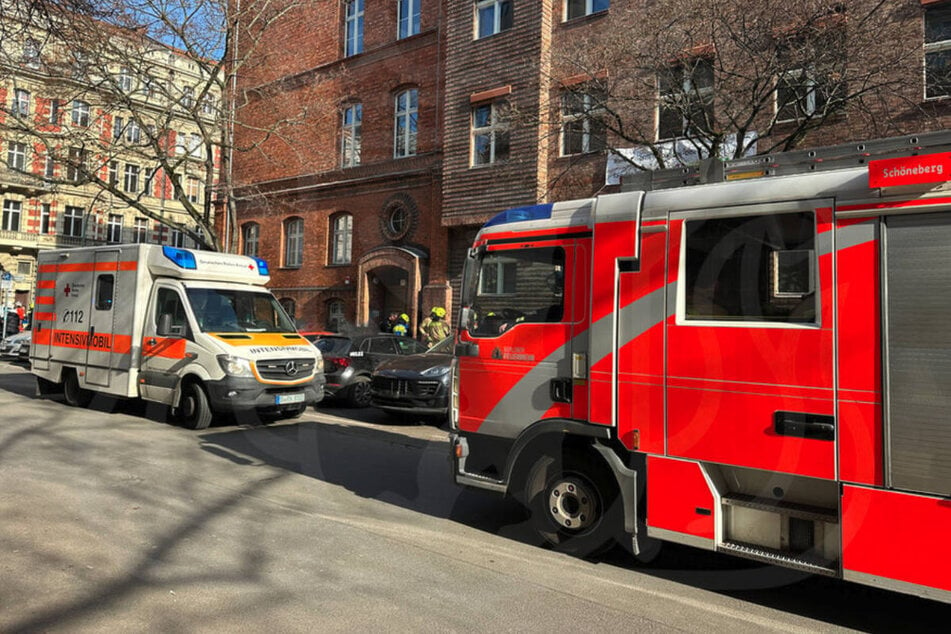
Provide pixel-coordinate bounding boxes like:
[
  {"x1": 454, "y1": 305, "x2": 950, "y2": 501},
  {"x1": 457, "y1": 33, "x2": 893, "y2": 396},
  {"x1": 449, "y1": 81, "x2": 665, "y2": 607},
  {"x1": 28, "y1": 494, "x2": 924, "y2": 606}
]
[
  {"x1": 424, "y1": 306, "x2": 451, "y2": 346},
  {"x1": 392, "y1": 313, "x2": 410, "y2": 336}
]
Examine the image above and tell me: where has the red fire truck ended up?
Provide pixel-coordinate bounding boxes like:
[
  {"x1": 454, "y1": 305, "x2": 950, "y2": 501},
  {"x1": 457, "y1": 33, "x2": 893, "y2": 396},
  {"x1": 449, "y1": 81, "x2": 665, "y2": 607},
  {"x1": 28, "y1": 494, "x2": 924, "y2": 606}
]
[{"x1": 450, "y1": 131, "x2": 951, "y2": 603}]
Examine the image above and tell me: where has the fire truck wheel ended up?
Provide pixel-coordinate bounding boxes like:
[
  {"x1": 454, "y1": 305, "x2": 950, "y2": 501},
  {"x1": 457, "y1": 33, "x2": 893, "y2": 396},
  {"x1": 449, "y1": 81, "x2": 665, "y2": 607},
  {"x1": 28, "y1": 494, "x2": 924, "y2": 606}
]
[
  {"x1": 62, "y1": 370, "x2": 93, "y2": 408},
  {"x1": 346, "y1": 376, "x2": 372, "y2": 408},
  {"x1": 524, "y1": 451, "x2": 620, "y2": 557},
  {"x1": 174, "y1": 381, "x2": 213, "y2": 430}
]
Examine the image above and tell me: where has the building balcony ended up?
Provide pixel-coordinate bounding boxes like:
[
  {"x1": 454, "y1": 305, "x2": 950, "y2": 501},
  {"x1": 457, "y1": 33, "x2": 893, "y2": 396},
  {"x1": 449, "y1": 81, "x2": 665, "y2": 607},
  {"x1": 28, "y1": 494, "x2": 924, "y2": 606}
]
[{"x1": 0, "y1": 229, "x2": 103, "y2": 251}]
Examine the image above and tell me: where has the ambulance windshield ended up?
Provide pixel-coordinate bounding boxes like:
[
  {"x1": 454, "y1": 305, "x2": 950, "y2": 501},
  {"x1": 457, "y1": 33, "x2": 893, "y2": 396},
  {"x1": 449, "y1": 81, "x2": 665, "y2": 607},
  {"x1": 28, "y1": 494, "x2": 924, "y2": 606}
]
[{"x1": 186, "y1": 287, "x2": 297, "y2": 333}]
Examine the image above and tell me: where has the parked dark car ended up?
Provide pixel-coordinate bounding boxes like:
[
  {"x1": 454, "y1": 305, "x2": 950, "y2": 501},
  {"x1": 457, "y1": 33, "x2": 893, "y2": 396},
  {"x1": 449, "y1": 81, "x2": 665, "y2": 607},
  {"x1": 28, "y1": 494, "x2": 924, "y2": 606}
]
[
  {"x1": 370, "y1": 336, "x2": 454, "y2": 421},
  {"x1": 303, "y1": 332, "x2": 428, "y2": 407}
]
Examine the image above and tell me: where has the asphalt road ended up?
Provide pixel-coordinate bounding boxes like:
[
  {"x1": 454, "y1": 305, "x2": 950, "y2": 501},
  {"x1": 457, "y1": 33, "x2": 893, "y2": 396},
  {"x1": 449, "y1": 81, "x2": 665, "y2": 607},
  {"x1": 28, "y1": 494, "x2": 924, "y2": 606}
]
[{"x1": 0, "y1": 361, "x2": 946, "y2": 632}]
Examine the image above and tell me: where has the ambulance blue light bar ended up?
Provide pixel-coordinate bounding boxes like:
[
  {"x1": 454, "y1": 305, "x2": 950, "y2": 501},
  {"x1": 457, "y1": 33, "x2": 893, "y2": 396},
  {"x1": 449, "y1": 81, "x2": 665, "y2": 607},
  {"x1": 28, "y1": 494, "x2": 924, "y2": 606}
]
[
  {"x1": 162, "y1": 246, "x2": 197, "y2": 269},
  {"x1": 483, "y1": 204, "x2": 553, "y2": 228},
  {"x1": 254, "y1": 257, "x2": 270, "y2": 275}
]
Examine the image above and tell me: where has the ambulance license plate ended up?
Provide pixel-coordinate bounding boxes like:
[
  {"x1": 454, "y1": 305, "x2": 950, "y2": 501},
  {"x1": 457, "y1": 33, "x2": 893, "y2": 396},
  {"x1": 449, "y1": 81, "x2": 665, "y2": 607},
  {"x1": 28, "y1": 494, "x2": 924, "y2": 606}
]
[{"x1": 276, "y1": 393, "x2": 305, "y2": 405}]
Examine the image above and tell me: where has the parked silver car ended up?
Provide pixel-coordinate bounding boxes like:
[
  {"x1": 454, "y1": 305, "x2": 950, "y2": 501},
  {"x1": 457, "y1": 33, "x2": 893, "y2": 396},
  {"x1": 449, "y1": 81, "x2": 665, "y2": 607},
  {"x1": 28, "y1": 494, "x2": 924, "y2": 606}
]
[{"x1": 0, "y1": 331, "x2": 31, "y2": 363}]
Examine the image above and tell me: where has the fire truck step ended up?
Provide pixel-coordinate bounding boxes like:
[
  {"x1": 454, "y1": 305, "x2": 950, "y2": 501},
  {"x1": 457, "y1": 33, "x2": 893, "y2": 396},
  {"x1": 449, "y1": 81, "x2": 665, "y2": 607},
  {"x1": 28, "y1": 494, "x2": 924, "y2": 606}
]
[
  {"x1": 719, "y1": 541, "x2": 839, "y2": 577},
  {"x1": 721, "y1": 494, "x2": 839, "y2": 524}
]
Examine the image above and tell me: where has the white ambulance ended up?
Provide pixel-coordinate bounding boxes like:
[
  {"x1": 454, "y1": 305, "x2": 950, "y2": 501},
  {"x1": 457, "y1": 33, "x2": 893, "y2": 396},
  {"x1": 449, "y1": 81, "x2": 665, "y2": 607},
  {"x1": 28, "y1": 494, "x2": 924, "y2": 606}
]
[{"x1": 31, "y1": 244, "x2": 325, "y2": 429}]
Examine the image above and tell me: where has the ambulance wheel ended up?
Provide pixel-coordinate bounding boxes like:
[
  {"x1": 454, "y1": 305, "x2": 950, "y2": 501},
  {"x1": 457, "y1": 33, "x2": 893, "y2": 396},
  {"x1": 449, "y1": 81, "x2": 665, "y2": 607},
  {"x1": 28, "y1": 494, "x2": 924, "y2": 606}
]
[
  {"x1": 62, "y1": 370, "x2": 93, "y2": 408},
  {"x1": 524, "y1": 450, "x2": 620, "y2": 557},
  {"x1": 174, "y1": 380, "x2": 213, "y2": 430},
  {"x1": 346, "y1": 376, "x2": 372, "y2": 408}
]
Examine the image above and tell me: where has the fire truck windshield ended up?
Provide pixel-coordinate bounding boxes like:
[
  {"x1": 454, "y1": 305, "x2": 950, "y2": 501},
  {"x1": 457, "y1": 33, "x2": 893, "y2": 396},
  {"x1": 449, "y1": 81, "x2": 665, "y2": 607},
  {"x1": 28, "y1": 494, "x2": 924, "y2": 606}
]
[
  {"x1": 462, "y1": 246, "x2": 565, "y2": 337},
  {"x1": 186, "y1": 287, "x2": 297, "y2": 333}
]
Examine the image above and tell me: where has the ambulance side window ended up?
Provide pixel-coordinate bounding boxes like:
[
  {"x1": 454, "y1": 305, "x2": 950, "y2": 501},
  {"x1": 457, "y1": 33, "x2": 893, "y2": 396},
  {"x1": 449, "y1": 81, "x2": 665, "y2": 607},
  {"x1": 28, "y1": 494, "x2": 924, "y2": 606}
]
[
  {"x1": 683, "y1": 211, "x2": 816, "y2": 323},
  {"x1": 95, "y1": 275, "x2": 114, "y2": 310},
  {"x1": 155, "y1": 288, "x2": 188, "y2": 336}
]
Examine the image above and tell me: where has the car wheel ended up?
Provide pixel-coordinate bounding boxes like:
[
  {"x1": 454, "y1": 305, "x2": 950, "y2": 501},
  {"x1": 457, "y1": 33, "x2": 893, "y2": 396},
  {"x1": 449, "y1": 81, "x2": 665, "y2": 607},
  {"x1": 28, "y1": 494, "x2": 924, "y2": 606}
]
[
  {"x1": 347, "y1": 376, "x2": 372, "y2": 408},
  {"x1": 62, "y1": 370, "x2": 93, "y2": 408},
  {"x1": 523, "y1": 449, "x2": 620, "y2": 558},
  {"x1": 173, "y1": 380, "x2": 213, "y2": 430}
]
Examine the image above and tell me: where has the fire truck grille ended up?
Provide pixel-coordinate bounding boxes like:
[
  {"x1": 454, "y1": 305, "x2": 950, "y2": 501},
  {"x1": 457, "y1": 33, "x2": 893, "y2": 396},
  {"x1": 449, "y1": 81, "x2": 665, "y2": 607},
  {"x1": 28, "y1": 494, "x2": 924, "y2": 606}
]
[{"x1": 255, "y1": 358, "x2": 315, "y2": 381}]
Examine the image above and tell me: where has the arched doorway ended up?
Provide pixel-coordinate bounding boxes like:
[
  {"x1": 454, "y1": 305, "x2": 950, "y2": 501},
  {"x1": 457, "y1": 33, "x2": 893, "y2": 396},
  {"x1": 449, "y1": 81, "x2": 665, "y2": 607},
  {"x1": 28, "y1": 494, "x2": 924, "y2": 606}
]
[{"x1": 357, "y1": 246, "x2": 426, "y2": 333}]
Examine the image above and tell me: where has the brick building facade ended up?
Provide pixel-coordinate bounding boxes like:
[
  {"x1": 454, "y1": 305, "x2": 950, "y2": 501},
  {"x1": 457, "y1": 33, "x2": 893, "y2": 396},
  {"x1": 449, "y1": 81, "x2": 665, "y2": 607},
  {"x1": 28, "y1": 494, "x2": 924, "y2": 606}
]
[
  {"x1": 232, "y1": 0, "x2": 449, "y2": 335},
  {"x1": 235, "y1": 1, "x2": 951, "y2": 330}
]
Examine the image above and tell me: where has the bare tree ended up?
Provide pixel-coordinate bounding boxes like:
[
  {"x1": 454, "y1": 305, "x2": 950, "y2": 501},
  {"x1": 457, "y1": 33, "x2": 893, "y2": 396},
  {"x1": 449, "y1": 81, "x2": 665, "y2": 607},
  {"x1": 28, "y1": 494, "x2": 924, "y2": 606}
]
[
  {"x1": 0, "y1": 0, "x2": 311, "y2": 252},
  {"x1": 550, "y1": 0, "x2": 932, "y2": 177}
]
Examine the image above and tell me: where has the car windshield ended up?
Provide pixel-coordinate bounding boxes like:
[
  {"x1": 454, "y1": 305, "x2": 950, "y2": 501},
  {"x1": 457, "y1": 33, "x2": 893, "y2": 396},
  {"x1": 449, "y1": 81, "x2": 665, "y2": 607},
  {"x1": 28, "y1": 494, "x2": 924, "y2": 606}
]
[
  {"x1": 427, "y1": 336, "x2": 454, "y2": 353},
  {"x1": 185, "y1": 287, "x2": 296, "y2": 333},
  {"x1": 313, "y1": 336, "x2": 352, "y2": 356}
]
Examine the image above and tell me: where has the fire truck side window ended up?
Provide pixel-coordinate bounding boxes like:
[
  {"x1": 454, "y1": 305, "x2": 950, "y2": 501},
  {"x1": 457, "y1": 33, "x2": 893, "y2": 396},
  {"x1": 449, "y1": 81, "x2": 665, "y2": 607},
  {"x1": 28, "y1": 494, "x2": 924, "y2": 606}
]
[
  {"x1": 465, "y1": 246, "x2": 566, "y2": 336},
  {"x1": 683, "y1": 211, "x2": 816, "y2": 323}
]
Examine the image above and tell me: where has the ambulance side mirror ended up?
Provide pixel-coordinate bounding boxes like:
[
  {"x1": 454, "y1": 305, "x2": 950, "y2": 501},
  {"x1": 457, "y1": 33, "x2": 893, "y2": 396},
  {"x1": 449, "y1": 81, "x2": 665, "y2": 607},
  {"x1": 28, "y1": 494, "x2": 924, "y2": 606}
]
[{"x1": 157, "y1": 314, "x2": 183, "y2": 338}]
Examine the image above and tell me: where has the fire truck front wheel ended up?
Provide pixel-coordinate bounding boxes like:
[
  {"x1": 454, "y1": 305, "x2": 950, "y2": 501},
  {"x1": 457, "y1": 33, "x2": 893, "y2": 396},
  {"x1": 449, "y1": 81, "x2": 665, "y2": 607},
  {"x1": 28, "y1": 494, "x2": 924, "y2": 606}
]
[
  {"x1": 173, "y1": 380, "x2": 213, "y2": 430},
  {"x1": 62, "y1": 369, "x2": 93, "y2": 408},
  {"x1": 524, "y1": 450, "x2": 620, "y2": 557}
]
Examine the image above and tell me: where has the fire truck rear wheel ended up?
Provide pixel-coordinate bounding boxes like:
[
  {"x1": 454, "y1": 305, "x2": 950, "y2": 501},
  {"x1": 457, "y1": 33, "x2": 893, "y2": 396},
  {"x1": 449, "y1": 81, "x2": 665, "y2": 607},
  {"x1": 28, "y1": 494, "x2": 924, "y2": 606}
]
[
  {"x1": 62, "y1": 370, "x2": 93, "y2": 408},
  {"x1": 524, "y1": 450, "x2": 620, "y2": 557},
  {"x1": 174, "y1": 380, "x2": 213, "y2": 430}
]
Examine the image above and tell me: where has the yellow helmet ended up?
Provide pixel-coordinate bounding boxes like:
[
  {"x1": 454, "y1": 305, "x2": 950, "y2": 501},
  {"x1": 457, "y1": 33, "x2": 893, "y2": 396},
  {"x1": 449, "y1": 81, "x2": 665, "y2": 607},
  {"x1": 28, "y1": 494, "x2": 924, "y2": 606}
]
[
  {"x1": 432, "y1": 306, "x2": 446, "y2": 318},
  {"x1": 399, "y1": 313, "x2": 409, "y2": 322}
]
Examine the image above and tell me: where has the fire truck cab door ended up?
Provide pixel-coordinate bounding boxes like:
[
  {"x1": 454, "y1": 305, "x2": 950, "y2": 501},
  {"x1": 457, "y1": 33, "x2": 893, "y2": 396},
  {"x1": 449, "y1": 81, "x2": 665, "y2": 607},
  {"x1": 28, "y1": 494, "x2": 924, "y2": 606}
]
[
  {"x1": 84, "y1": 249, "x2": 121, "y2": 387},
  {"x1": 665, "y1": 201, "x2": 836, "y2": 480},
  {"x1": 457, "y1": 243, "x2": 582, "y2": 436}
]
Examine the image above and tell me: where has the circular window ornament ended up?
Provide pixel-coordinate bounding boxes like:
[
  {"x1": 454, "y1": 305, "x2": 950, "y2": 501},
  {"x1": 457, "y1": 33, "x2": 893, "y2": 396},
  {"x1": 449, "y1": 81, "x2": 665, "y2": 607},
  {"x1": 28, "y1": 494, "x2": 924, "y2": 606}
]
[{"x1": 379, "y1": 194, "x2": 419, "y2": 242}]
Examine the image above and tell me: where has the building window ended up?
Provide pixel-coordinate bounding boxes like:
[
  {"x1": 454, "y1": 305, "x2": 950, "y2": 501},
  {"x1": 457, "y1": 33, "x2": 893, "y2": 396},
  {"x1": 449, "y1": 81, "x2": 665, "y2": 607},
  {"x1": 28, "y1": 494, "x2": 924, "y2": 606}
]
[
  {"x1": 682, "y1": 212, "x2": 816, "y2": 323},
  {"x1": 186, "y1": 177, "x2": 200, "y2": 203},
  {"x1": 345, "y1": 0, "x2": 365, "y2": 57},
  {"x1": 328, "y1": 300, "x2": 345, "y2": 332},
  {"x1": 393, "y1": 89, "x2": 418, "y2": 158},
  {"x1": 48, "y1": 99, "x2": 60, "y2": 124},
  {"x1": 341, "y1": 103, "x2": 362, "y2": 167},
  {"x1": 657, "y1": 57, "x2": 714, "y2": 141},
  {"x1": 11, "y1": 89, "x2": 30, "y2": 118},
  {"x1": 40, "y1": 203, "x2": 51, "y2": 234},
  {"x1": 133, "y1": 217, "x2": 149, "y2": 243},
  {"x1": 6, "y1": 142, "x2": 27, "y2": 171},
  {"x1": 561, "y1": 85, "x2": 606, "y2": 155},
  {"x1": 117, "y1": 67, "x2": 133, "y2": 92},
  {"x1": 114, "y1": 116, "x2": 125, "y2": 141},
  {"x1": 108, "y1": 160, "x2": 119, "y2": 186},
  {"x1": 565, "y1": 0, "x2": 608, "y2": 20},
  {"x1": 926, "y1": 4, "x2": 951, "y2": 99},
  {"x1": 126, "y1": 120, "x2": 141, "y2": 144},
  {"x1": 284, "y1": 217, "x2": 304, "y2": 268},
  {"x1": 243, "y1": 222, "x2": 260, "y2": 257},
  {"x1": 2, "y1": 200, "x2": 22, "y2": 232},
  {"x1": 201, "y1": 94, "x2": 217, "y2": 116},
  {"x1": 66, "y1": 147, "x2": 87, "y2": 181},
  {"x1": 144, "y1": 168, "x2": 154, "y2": 196},
  {"x1": 398, "y1": 0, "x2": 421, "y2": 39},
  {"x1": 471, "y1": 101, "x2": 510, "y2": 165},
  {"x1": 170, "y1": 228, "x2": 187, "y2": 248},
  {"x1": 63, "y1": 205, "x2": 84, "y2": 238},
  {"x1": 331, "y1": 213, "x2": 352, "y2": 265},
  {"x1": 188, "y1": 133, "x2": 202, "y2": 157},
  {"x1": 107, "y1": 213, "x2": 123, "y2": 243},
  {"x1": 181, "y1": 86, "x2": 194, "y2": 109},
  {"x1": 71, "y1": 100, "x2": 90, "y2": 126},
  {"x1": 22, "y1": 38, "x2": 40, "y2": 68},
  {"x1": 476, "y1": 0, "x2": 512, "y2": 39},
  {"x1": 124, "y1": 164, "x2": 140, "y2": 193},
  {"x1": 44, "y1": 155, "x2": 55, "y2": 179}
]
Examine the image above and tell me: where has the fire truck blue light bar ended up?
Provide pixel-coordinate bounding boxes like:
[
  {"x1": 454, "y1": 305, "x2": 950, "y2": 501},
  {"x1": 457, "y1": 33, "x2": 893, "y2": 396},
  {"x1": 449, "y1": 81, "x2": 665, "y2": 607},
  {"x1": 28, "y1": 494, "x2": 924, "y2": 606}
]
[{"x1": 484, "y1": 204, "x2": 553, "y2": 228}]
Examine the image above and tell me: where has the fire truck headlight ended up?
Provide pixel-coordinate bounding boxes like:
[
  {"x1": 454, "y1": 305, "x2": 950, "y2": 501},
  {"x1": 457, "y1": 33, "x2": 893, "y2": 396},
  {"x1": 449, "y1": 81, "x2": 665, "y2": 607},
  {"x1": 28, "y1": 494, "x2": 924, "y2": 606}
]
[
  {"x1": 217, "y1": 354, "x2": 254, "y2": 377},
  {"x1": 421, "y1": 365, "x2": 450, "y2": 377}
]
